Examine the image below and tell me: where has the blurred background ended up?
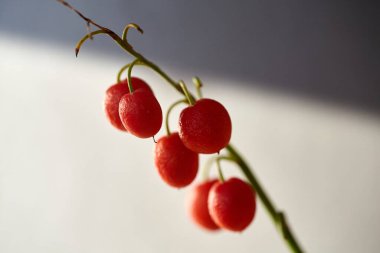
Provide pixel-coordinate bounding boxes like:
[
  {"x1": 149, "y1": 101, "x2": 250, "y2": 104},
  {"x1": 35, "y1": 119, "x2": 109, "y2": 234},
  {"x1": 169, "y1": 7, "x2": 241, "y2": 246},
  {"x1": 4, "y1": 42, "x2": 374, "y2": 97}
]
[{"x1": 0, "y1": 0, "x2": 379, "y2": 252}]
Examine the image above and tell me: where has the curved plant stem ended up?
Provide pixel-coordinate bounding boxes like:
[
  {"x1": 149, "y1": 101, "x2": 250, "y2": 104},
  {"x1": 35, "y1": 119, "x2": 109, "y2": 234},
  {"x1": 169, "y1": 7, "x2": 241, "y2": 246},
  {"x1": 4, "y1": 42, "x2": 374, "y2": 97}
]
[
  {"x1": 116, "y1": 63, "x2": 131, "y2": 83},
  {"x1": 110, "y1": 35, "x2": 198, "y2": 102},
  {"x1": 179, "y1": 81, "x2": 195, "y2": 105},
  {"x1": 202, "y1": 156, "x2": 230, "y2": 181},
  {"x1": 122, "y1": 23, "x2": 143, "y2": 42},
  {"x1": 127, "y1": 59, "x2": 140, "y2": 93},
  {"x1": 75, "y1": 30, "x2": 108, "y2": 57},
  {"x1": 165, "y1": 99, "x2": 188, "y2": 135},
  {"x1": 57, "y1": 1, "x2": 304, "y2": 252}
]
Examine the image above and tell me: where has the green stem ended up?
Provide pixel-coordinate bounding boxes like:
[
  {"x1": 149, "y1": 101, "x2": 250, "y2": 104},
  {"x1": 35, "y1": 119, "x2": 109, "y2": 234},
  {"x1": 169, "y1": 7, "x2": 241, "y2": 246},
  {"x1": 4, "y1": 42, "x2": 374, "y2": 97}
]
[
  {"x1": 113, "y1": 39, "x2": 198, "y2": 102},
  {"x1": 122, "y1": 23, "x2": 143, "y2": 42},
  {"x1": 215, "y1": 158, "x2": 225, "y2": 182},
  {"x1": 127, "y1": 59, "x2": 140, "y2": 93},
  {"x1": 117, "y1": 63, "x2": 131, "y2": 83},
  {"x1": 202, "y1": 156, "x2": 232, "y2": 181},
  {"x1": 75, "y1": 29, "x2": 108, "y2": 57},
  {"x1": 179, "y1": 81, "x2": 195, "y2": 105},
  {"x1": 117, "y1": 61, "x2": 146, "y2": 83},
  {"x1": 165, "y1": 99, "x2": 188, "y2": 135},
  {"x1": 226, "y1": 145, "x2": 303, "y2": 253}
]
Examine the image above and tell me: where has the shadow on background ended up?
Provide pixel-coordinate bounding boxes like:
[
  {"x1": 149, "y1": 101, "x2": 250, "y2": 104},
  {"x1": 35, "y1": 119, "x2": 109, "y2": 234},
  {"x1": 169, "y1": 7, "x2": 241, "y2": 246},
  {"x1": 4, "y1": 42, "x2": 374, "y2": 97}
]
[{"x1": 1, "y1": 0, "x2": 379, "y2": 114}]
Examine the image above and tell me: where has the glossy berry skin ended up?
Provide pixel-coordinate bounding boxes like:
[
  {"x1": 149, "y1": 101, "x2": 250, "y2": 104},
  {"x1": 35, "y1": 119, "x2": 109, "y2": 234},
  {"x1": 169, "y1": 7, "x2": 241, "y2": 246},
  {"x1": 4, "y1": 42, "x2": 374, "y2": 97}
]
[
  {"x1": 154, "y1": 132, "x2": 198, "y2": 188},
  {"x1": 119, "y1": 89, "x2": 162, "y2": 138},
  {"x1": 104, "y1": 77, "x2": 152, "y2": 131},
  {"x1": 208, "y1": 177, "x2": 256, "y2": 232},
  {"x1": 187, "y1": 179, "x2": 220, "y2": 231},
  {"x1": 179, "y1": 98, "x2": 232, "y2": 154}
]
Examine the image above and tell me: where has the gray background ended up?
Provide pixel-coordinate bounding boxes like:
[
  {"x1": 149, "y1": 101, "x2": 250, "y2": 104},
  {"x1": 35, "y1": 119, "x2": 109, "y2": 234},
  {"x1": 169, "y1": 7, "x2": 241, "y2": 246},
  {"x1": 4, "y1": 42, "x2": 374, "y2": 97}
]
[{"x1": 1, "y1": 0, "x2": 379, "y2": 113}]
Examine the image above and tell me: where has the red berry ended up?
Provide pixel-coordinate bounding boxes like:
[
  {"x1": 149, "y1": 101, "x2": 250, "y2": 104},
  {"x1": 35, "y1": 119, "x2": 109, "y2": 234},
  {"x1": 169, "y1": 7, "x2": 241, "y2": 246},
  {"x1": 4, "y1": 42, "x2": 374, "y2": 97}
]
[
  {"x1": 208, "y1": 177, "x2": 256, "y2": 232},
  {"x1": 187, "y1": 179, "x2": 220, "y2": 231},
  {"x1": 154, "y1": 132, "x2": 198, "y2": 188},
  {"x1": 119, "y1": 89, "x2": 162, "y2": 138},
  {"x1": 104, "y1": 77, "x2": 152, "y2": 131},
  {"x1": 179, "y1": 98, "x2": 232, "y2": 154}
]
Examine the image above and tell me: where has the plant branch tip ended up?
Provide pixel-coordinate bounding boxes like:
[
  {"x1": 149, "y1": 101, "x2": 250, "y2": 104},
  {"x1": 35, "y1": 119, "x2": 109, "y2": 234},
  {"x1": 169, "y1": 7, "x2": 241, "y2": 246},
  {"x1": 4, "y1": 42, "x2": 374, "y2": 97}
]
[
  {"x1": 122, "y1": 23, "x2": 144, "y2": 42},
  {"x1": 129, "y1": 23, "x2": 144, "y2": 34},
  {"x1": 192, "y1": 77, "x2": 203, "y2": 87}
]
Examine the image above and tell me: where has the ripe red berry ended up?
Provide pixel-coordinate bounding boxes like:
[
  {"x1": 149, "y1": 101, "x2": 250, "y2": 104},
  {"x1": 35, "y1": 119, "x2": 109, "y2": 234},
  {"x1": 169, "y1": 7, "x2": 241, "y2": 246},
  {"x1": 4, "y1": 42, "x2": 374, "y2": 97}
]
[
  {"x1": 104, "y1": 77, "x2": 152, "y2": 131},
  {"x1": 179, "y1": 98, "x2": 232, "y2": 154},
  {"x1": 119, "y1": 89, "x2": 162, "y2": 138},
  {"x1": 208, "y1": 177, "x2": 256, "y2": 232},
  {"x1": 187, "y1": 179, "x2": 220, "y2": 231},
  {"x1": 154, "y1": 132, "x2": 198, "y2": 188}
]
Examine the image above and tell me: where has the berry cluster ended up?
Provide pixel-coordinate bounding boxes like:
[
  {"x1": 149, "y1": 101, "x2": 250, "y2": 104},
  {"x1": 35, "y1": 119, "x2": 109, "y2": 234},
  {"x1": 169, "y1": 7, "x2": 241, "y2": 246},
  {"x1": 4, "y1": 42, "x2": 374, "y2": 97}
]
[
  {"x1": 104, "y1": 76, "x2": 256, "y2": 232},
  {"x1": 58, "y1": 1, "x2": 305, "y2": 250}
]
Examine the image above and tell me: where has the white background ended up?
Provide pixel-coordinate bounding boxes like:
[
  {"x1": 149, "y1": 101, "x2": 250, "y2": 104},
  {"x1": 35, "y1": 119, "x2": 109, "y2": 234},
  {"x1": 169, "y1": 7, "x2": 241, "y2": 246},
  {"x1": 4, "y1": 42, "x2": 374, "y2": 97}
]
[{"x1": 1, "y1": 34, "x2": 380, "y2": 253}]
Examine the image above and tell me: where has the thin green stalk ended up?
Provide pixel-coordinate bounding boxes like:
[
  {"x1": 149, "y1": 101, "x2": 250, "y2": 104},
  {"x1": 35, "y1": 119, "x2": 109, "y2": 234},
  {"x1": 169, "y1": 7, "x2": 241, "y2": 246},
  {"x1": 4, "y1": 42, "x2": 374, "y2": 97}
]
[
  {"x1": 127, "y1": 59, "x2": 140, "y2": 93},
  {"x1": 226, "y1": 145, "x2": 303, "y2": 253},
  {"x1": 117, "y1": 63, "x2": 131, "y2": 83},
  {"x1": 202, "y1": 156, "x2": 231, "y2": 181},
  {"x1": 179, "y1": 81, "x2": 195, "y2": 105},
  {"x1": 75, "y1": 30, "x2": 108, "y2": 57},
  {"x1": 165, "y1": 99, "x2": 187, "y2": 135},
  {"x1": 115, "y1": 40, "x2": 198, "y2": 102},
  {"x1": 215, "y1": 158, "x2": 225, "y2": 182},
  {"x1": 122, "y1": 23, "x2": 143, "y2": 42}
]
